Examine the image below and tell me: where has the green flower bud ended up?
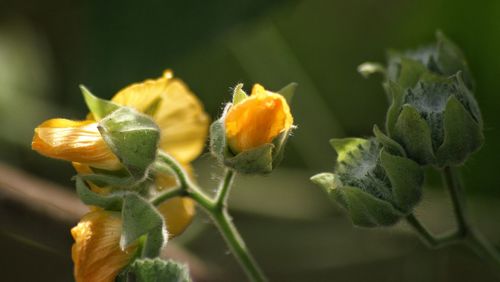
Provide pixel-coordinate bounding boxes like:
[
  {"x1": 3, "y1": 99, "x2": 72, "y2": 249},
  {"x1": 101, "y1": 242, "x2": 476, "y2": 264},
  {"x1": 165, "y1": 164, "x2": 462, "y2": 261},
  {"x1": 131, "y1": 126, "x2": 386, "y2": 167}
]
[
  {"x1": 311, "y1": 137, "x2": 423, "y2": 227},
  {"x1": 387, "y1": 31, "x2": 473, "y2": 90},
  {"x1": 386, "y1": 73, "x2": 483, "y2": 167}
]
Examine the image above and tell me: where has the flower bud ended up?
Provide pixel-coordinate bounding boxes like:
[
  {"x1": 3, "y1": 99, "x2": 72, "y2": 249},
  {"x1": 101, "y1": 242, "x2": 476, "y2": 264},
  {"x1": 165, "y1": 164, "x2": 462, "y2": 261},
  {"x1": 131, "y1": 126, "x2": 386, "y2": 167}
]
[
  {"x1": 210, "y1": 83, "x2": 295, "y2": 174},
  {"x1": 311, "y1": 137, "x2": 423, "y2": 227},
  {"x1": 386, "y1": 73, "x2": 483, "y2": 167},
  {"x1": 386, "y1": 31, "x2": 473, "y2": 90}
]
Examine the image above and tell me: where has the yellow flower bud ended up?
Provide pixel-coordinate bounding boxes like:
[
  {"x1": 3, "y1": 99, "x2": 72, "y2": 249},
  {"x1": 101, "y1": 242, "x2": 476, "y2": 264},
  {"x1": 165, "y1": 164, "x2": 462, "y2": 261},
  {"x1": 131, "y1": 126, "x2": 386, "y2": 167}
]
[
  {"x1": 225, "y1": 84, "x2": 293, "y2": 153},
  {"x1": 32, "y1": 119, "x2": 121, "y2": 170},
  {"x1": 71, "y1": 210, "x2": 138, "y2": 282}
]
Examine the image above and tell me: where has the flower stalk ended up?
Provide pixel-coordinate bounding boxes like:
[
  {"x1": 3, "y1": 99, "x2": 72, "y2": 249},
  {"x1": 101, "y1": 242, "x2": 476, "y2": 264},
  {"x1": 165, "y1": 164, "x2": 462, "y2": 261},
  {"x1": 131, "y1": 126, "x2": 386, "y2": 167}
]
[
  {"x1": 154, "y1": 151, "x2": 267, "y2": 282},
  {"x1": 406, "y1": 166, "x2": 500, "y2": 276}
]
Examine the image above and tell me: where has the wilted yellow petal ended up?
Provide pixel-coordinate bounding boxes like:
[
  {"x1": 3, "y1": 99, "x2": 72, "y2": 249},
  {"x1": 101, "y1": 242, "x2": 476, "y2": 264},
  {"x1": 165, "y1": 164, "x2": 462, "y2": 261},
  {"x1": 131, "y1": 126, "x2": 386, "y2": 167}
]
[
  {"x1": 111, "y1": 70, "x2": 209, "y2": 164},
  {"x1": 32, "y1": 119, "x2": 121, "y2": 170},
  {"x1": 225, "y1": 84, "x2": 293, "y2": 153},
  {"x1": 71, "y1": 210, "x2": 138, "y2": 282}
]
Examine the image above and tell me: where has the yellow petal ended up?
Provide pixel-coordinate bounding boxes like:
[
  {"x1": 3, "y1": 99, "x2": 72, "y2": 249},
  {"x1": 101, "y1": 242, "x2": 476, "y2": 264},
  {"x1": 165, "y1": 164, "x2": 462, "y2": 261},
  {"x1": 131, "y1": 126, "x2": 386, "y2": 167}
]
[
  {"x1": 111, "y1": 70, "x2": 209, "y2": 164},
  {"x1": 32, "y1": 119, "x2": 121, "y2": 170},
  {"x1": 155, "y1": 164, "x2": 195, "y2": 237},
  {"x1": 225, "y1": 84, "x2": 293, "y2": 153},
  {"x1": 71, "y1": 210, "x2": 138, "y2": 282}
]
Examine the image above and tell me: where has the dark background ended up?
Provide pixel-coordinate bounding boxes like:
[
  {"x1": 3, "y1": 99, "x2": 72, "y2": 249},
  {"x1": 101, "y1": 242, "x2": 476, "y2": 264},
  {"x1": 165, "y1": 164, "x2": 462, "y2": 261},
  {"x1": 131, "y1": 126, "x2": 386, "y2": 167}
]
[{"x1": 0, "y1": 0, "x2": 499, "y2": 281}]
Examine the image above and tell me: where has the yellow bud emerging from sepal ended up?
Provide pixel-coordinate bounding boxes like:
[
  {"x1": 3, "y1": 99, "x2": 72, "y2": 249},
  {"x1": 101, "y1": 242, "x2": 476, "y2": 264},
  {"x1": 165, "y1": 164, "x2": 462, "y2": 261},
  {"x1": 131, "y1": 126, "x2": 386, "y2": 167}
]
[
  {"x1": 71, "y1": 210, "x2": 138, "y2": 282},
  {"x1": 32, "y1": 119, "x2": 121, "y2": 170},
  {"x1": 225, "y1": 84, "x2": 293, "y2": 153}
]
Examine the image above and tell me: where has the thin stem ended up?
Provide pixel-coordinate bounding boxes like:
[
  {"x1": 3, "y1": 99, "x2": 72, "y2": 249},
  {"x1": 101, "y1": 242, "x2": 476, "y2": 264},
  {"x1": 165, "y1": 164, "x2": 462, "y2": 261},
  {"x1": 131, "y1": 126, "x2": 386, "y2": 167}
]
[
  {"x1": 214, "y1": 169, "x2": 236, "y2": 208},
  {"x1": 442, "y1": 167, "x2": 469, "y2": 235},
  {"x1": 405, "y1": 213, "x2": 462, "y2": 248},
  {"x1": 441, "y1": 166, "x2": 500, "y2": 275},
  {"x1": 155, "y1": 151, "x2": 267, "y2": 282},
  {"x1": 212, "y1": 209, "x2": 267, "y2": 282},
  {"x1": 465, "y1": 229, "x2": 500, "y2": 275},
  {"x1": 151, "y1": 187, "x2": 183, "y2": 206}
]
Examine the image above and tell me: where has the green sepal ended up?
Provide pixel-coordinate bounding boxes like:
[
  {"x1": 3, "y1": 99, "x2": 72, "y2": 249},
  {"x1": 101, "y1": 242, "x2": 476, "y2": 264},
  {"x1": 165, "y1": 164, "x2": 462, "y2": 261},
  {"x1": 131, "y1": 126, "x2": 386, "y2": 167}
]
[
  {"x1": 277, "y1": 82, "x2": 298, "y2": 104},
  {"x1": 379, "y1": 150, "x2": 423, "y2": 213},
  {"x1": 435, "y1": 96, "x2": 483, "y2": 167},
  {"x1": 209, "y1": 118, "x2": 227, "y2": 162},
  {"x1": 232, "y1": 84, "x2": 248, "y2": 105},
  {"x1": 384, "y1": 81, "x2": 404, "y2": 135},
  {"x1": 117, "y1": 258, "x2": 192, "y2": 282},
  {"x1": 79, "y1": 173, "x2": 135, "y2": 188},
  {"x1": 329, "y1": 138, "x2": 368, "y2": 162},
  {"x1": 332, "y1": 186, "x2": 402, "y2": 227},
  {"x1": 310, "y1": 172, "x2": 336, "y2": 192},
  {"x1": 271, "y1": 128, "x2": 292, "y2": 168},
  {"x1": 373, "y1": 125, "x2": 406, "y2": 157},
  {"x1": 393, "y1": 105, "x2": 435, "y2": 165},
  {"x1": 80, "y1": 85, "x2": 120, "y2": 120},
  {"x1": 224, "y1": 143, "x2": 275, "y2": 174},
  {"x1": 435, "y1": 31, "x2": 473, "y2": 89},
  {"x1": 120, "y1": 193, "x2": 166, "y2": 257},
  {"x1": 75, "y1": 176, "x2": 124, "y2": 211},
  {"x1": 396, "y1": 58, "x2": 428, "y2": 89},
  {"x1": 99, "y1": 107, "x2": 160, "y2": 180}
]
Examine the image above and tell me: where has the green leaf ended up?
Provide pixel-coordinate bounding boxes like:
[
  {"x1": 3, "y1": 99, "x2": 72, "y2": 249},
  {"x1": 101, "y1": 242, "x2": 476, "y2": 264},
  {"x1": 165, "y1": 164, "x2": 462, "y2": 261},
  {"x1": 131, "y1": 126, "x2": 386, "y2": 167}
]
[
  {"x1": 373, "y1": 124, "x2": 406, "y2": 157},
  {"x1": 80, "y1": 85, "x2": 120, "y2": 120},
  {"x1": 436, "y1": 96, "x2": 483, "y2": 167},
  {"x1": 75, "y1": 176, "x2": 124, "y2": 210},
  {"x1": 224, "y1": 143, "x2": 274, "y2": 174},
  {"x1": 332, "y1": 186, "x2": 402, "y2": 227},
  {"x1": 329, "y1": 138, "x2": 368, "y2": 163},
  {"x1": 393, "y1": 105, "x2": 435, "y2": 165},
  {"x1": 232, "y1": 83, "x2": 248, "y2": 105},
  {"x1": 118, "y1": 258, "x2": 191, "y2": 282},
  {"x1": 120, "y1": 193, "x2": 166, "y2": 257},
  {"x1": 379, "y1": 150, "x2": 423, "y2": 213},
  {"x1": 277, "y1": 82, "x2": 298, "y2": 104},
  {"x1": 99, "y1": 107, "x2": 160, "y2": 180}
]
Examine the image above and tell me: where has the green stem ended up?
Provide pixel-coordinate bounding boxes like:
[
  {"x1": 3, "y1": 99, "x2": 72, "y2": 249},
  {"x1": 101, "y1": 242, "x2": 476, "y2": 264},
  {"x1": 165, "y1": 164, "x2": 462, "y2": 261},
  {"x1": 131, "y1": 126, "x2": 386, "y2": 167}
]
[
  {"x1": 215, "y1": 169, "x2": 236, "y2": 208},
  {"x1": 405, "y1": 214, "x2": 462, "y2": 248},
  {"x1": 155, "y1": 151, "x2": 266, "y2": 282},
  {"x1": 441, "y1": 167, "x2": 500, "y2": 274},
  {"x1": 151, "y1": 187, "x2": 183, "y2": 206},
  {"x1": 442, "y1": 167, "x2": 469, "y2": 235}
]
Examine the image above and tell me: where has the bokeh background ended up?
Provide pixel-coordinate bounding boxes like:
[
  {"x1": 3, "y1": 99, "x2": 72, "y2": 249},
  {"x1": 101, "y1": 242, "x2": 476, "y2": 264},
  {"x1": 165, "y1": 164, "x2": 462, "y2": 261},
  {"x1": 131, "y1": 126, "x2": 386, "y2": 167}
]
[{"x1": 1, "y1": 0, "x2": 499, "y2": 281}]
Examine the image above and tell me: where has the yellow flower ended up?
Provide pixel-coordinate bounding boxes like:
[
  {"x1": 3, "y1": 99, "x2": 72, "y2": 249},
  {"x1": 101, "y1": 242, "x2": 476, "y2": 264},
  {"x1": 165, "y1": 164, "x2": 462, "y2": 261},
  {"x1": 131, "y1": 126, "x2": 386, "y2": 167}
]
[
  {"x1": 71, "y1": 210, "x2": 138, "y2": 282},
  {"x1": 32, "y1": 70, "x2": 209, "y2": 281},
  {"x1": 225, "y1": 84, "x2": 293, "y2": 153}
]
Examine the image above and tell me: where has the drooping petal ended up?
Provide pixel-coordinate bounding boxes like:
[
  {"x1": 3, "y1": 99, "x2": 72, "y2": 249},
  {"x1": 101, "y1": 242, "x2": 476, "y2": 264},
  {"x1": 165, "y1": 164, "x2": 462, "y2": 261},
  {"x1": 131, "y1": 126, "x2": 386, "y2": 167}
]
[
  {"x1": 155, "y1": 171, "x2": 195, "y2": 237},
  {"x1": 32, "y1": 119, "x2": 121, "y2": 170},
  {"x1": 225, "y1": 84, "x2": 293, "y2": 153},
  {"x1": 71, "y1": 210, "x2": 138, "y2": 282},
  {"x1": 111, "y1": 70, "x2": 209, "y2": 164}
]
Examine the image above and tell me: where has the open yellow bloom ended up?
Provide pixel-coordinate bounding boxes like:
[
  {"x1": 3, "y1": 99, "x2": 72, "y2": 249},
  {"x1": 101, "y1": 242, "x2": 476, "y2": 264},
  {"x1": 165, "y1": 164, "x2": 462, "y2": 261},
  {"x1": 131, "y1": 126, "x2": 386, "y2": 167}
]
[
  {"x1": 32, "y1": 70, "x2": 209, "y2": 281},
  {"x1": 225, "y1": 84, "x2": 293, "y2": 153},
  {"x1": 71, "y1": 210, "x2": 138, "y2": 282}
]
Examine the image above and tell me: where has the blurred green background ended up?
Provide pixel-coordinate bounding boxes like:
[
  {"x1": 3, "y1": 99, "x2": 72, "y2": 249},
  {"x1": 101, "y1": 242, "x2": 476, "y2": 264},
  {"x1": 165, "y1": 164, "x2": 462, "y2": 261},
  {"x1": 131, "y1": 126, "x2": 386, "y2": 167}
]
[{"x1": 1, "y1": 0, "x2": 499, "y2": 281}]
